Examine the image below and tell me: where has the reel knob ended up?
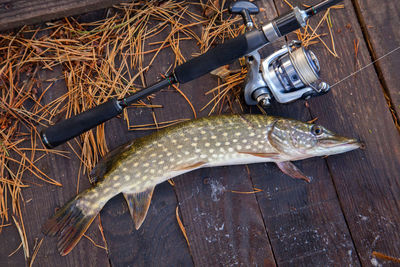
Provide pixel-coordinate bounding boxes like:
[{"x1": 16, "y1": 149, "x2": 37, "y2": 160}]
[
  {"x1": 229, "y1": 1, "x2": 259, "y2": 30},
  {"x1": 317, "y1": 81, "x2": 330, "y2": 92}
]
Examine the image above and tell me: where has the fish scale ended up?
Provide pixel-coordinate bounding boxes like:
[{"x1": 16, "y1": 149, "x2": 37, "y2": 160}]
[
  {"x1": 42, "y1": 114, "x2": 361, "y2": 256},
  {"x1": 95, "y1": 115, "x2": 275, "y2": 192}
]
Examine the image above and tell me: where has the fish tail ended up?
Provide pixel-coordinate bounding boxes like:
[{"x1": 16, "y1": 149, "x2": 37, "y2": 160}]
[{"x1": 42, "y1": 192, "x2": 98, "y2": 256}]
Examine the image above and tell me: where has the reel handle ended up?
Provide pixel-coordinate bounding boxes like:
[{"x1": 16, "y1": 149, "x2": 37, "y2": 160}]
[{"x1": 229, "y1": 1, "x2": 259, "y2": 29}]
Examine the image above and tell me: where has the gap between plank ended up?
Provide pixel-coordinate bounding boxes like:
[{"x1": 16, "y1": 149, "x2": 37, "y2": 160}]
[
  {"x1": 320, "y1": 157, "x2": 363, "y2": 265},
  {"x1": 247, "y1": 165, "x2": 279, "y2": 266},
  {"x1": 306, "y1": 67, "x2": 362, "y2": 263},
  {"x1": 171, "y1": 186, "x2": 196, "y2": 266},
  {"x1": 147, "y1": 74, "x2": 195, "y2": 266},
  {"x1": 305, "y1": 0, "x2": 398, "y2": 262},
  {"x1": 350, "y1": 0, "x2": 400, "y2": 134}
]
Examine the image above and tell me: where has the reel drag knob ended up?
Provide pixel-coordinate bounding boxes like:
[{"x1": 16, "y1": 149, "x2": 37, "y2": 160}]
[{"x1": 229, "y1": 1, "x2": 259, "y2": 30}]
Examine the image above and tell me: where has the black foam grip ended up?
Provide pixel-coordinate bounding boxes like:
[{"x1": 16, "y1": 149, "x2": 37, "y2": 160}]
[
  {"x1": 40, "y1": 98, "x2": 123, "y2": 148},
  {"x1": 174, "y1": 30, "x2": 268, "y2": 83},
  {"x1": 174, "y1": 35, "x2": 247, "y2": 83}
]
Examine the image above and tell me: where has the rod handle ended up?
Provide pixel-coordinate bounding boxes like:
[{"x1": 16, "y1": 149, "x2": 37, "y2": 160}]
[
  {"x1": 40, "y1": 98, "x2": 123, "y2": 148},
  {"x1": 174, "y1": 30, "x2": 268, "y2": 83}
]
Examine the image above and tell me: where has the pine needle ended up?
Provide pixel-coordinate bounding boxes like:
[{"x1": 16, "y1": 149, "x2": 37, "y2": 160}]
[
  {"x1": 230, "y1": 187, "x2": 263, "y2": 194},
  {"x1": 176, "y1": 206, "x2": 190, "y2": 248},
  {"x1": 372, "y1": 251, "x2": 400, "y2": 264}
]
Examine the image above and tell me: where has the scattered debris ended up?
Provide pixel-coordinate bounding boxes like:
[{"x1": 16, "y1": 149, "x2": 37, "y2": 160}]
[
  {"x1": 230, "y1": 187, "x2": 263, "y2": 194},
  {"x1": 176, "y1": 205, "x2": 190, "y2": 248},
  {"x1": 372, "y1": 251, "x2": 400, "y2": 264}
]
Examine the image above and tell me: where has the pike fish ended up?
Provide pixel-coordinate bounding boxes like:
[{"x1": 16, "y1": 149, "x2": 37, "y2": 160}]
[{"x1": 42, "y1": 114, "x2": 361, "y2": 255}]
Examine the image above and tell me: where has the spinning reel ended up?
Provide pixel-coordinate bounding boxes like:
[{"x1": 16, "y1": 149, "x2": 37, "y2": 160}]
[{"x1": 230, "y1": 1, "x2": 330, "y2": 107}]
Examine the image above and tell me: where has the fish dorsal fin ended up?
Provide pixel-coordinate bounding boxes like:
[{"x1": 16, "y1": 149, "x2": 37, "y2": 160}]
[
  {"x1": 90, "y1": 141, "x2": 134, "y2": 183},
  {"x1": 123, "y1": 187, "x2": 155, "y2": 230},
  {"x1": 237, "y1": 151, "x2": 280, "y2": 159},
  {"x1": 276, "y1": 161, "x2": 311, "y2": 183},
  {"x1": 173, "y1": 161, "x2": 207, "y2": 171}
]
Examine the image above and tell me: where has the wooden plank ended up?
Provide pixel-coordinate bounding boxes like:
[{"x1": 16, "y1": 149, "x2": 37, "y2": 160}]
[
  {"x1": 175, "y1": 166, "x2": 276, "y2": 266},
  {"x1": 248, "y1": 103, "x2": 360, "y2": 266},
  {"x1": 0, "y1": 174, "x2": 26, "y2": 266},
  {"x1": 0, "y1": 0, "x2": 128, "y2": 31},
  {"x1": 272, "y1": 0, "x2": 400, "y2": 265},
  {"x1": 151, "y1": 76, "x2": 276, "y2": 265},
  {"x1": 3, "y1": 1, "x2": 399, "y2": 266},
  {"x1": 148, "y1": 3, "x2": 276, "y2": 265},
  {"x1": 0, "y1": 66, "x2": 111, "y2": 266},
  {"x1": 237, "y1": 1, "x2": 361, "y2": 265},
  {"x1": 0, "y1": 227, "x2": 26, "y2": 266},
  {"x1": 98, "y1": 107, "x2": 194, "y2": 266},
  {"x1": 355, "y1": 0, "x2": 400, "y2": 119},
  {"x1": 152, "y1": 84, "x2": 277, "y2": 265},
  {"x1": 101, "y1": 182, "x2": 194, "y2": 266},
  {"x1": 96, "y1": 13, "x2": 194, "y2": 267},
  {"x1": 1, "y1": 37, "x2": 193, "y2": 267},
  {"x1": 0, "y1": 3, "x2": 191, "y2": 266}
]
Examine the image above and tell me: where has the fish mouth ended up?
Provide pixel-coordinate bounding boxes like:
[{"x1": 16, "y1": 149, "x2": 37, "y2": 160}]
[{"x1": 319, "y1": 138, "x2": 363, "y2": 151}]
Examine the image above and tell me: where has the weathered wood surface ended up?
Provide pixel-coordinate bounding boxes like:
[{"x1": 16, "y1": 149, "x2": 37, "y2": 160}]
[
  {"x1": 0, "y1": 178, "x2": 27, "y2": 266},
  {"x1": 273, "y1": 0, "x2": 400, "y2": 265},
  {"x1": 2, "y1": 0, "x2": 400, "y2": 266},
  {"x1": 98, "y1": 17, "x2": 194, "y2": 266},
  {"x1": 147, "y1": 3, "x2": 276, "y2": 262},
  {"x1": 95, "y1": 101, "x2": 195, "y2": 266},
  {"x1": 355, "y1": 0, "x2": 400, "y2": 120},
  {"x1": 0, "y1": 66, "x2": 111, "y2": 267},
  {"x1": 245, "y1": 1, "x2": 360, "y2": 266},
  {"x1": 0, "y1": 0, "x2": 128, "y2": 31},
  {"x1": 98, "y1": 112, "x2": 194, "y2": 266},
  {"x1": 150, "y1": 2, "x2": 278, "y2": 264}
]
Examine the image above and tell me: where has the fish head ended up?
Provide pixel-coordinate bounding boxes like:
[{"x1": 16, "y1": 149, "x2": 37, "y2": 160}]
[{"x1": 268, "y1": 118, "x2": 362, "y2": 159}]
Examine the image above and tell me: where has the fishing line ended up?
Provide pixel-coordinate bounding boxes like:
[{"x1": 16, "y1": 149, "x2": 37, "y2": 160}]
[{"x1": 330, "y1": 45, "x2": 400, "y2": 88}]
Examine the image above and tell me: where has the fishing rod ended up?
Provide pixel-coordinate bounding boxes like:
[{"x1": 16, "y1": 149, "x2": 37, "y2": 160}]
[{"x1": 40, "y1": 0, "x2": 343, "y2": 148}]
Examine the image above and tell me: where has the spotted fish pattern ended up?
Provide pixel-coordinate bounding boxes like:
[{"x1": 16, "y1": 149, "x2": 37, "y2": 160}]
[{"x1": 42, "y1": 114, "x2": 361, "y2": 255}]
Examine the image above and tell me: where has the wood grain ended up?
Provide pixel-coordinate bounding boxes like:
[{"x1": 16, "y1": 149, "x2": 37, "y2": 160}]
[
  {"x1": 96, "y1": 14, "x2": 194, "y2": 266},
  {"x1": 0, "y1": 172, "x2": 26, "y2": 266},
  {"x1": 355, "y1": 0, "x2": 400, "y2": 119},
  {"x1": 248, "y1": 102, "x2": 360, "y2": 266},
  {"x1": 2, "y1": 0, "x2": 400, "y2": 266},
  {"x1": 101, "y1": 183, "x2": 194, "y2": 266},
  {"x1": 97, "y1": 107, "x2": 194, "y2": 266},
  {"x1": 0, "y1": 0, "x2": 128, "y2": 31},
  {"x1": 272, "y1": 0, "x2": 400, "y2": 265},
  {"x1": 148, "y1": 3, "x2": 276, "y2": 265},
  {"x1": 1, "y1": 66, "x2": 110, "y2": 266},
  {"x1": 241, "y1": 1, "x2": 361, "y2": 265}
]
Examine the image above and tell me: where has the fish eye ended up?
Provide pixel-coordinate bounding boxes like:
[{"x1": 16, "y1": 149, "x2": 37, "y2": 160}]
[{"x1": 311, "y1": 125, "x2": 323, "y2": 136}]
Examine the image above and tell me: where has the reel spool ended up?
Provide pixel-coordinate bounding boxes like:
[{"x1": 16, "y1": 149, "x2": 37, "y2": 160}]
[
  {"x1": 244, "y1": 42, "x2": 330, "y2": 106},
  {"x1": 282, "y1": 47, "x2": 320, "y2": 90}
]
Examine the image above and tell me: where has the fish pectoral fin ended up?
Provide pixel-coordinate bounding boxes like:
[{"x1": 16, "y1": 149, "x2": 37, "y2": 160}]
[
  {"x1": 276, "y1": 161, "x2": 311, "y2": 183},
  {"x1": 173, "y1": 161, "x2": 207, "y2": 171},
  {"x1": 237, "y1": 151, "x2": 280, "y2": 159},
  {"x1": 123, "y1": 187, "x2": 155, "y2": 230}
]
